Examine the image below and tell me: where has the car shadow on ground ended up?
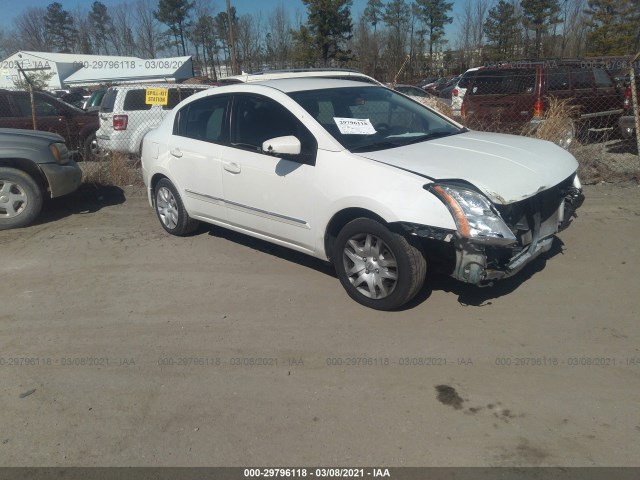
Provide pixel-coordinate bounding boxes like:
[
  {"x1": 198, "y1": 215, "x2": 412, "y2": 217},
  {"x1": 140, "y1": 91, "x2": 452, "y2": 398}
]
[
  {"x1": 403, "y1": 236, "x2": 566, "y2": 309},
  {"x1": 34, "y1": 185, "x2": 127, "y2": 226},
  {"x1": 201, "y1": 223, "x2": 566, "y2": 310},
  {"x1": 605, "y1": 139, "x2": 638, "y2": 154},
  {"x1": 201, "y1": 223, "x2": 337, "y2": 278}
]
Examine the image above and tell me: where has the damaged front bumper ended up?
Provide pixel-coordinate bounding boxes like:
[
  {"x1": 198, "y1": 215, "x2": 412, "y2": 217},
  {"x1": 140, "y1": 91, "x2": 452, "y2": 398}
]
[{"x1": 404, "y1": 177, "x2": 584, "y2": 285}]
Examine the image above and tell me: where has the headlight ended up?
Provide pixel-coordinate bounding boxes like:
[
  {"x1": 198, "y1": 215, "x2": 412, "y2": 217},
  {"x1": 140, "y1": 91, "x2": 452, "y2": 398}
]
[
  {"x1": 429, "y1": 184, "x2": 516, "y2": 245},
  {"x1": 49, "y1": 143, "x2": 69, "y2": 165}
]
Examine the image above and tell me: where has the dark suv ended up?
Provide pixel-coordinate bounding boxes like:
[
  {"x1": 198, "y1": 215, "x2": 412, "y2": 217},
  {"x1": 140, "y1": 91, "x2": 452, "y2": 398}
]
[
  {"x1": 461, "y1": 61, "x2": 624, "y2": 141},
  {"x1": 0, "y1": 89, "x2": 100, "y2": 160}
]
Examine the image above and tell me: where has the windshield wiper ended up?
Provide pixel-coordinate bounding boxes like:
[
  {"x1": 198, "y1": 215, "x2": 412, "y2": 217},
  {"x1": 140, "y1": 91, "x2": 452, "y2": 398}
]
[
  {"x1": 349, "y1": 140, "x2": 402, "y2": 153},
  {"x1": 403, "y1": 131, "x2": 459, "y2": 145}
]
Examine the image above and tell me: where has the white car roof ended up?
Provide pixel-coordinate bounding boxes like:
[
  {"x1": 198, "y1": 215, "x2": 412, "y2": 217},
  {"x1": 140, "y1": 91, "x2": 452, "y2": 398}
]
[
  {"x1": 223, "y1": 69, "x2": 380, "y2": 84},
  {"x1": 236, "y1": 78, "x2": 382, "y2": 93}
]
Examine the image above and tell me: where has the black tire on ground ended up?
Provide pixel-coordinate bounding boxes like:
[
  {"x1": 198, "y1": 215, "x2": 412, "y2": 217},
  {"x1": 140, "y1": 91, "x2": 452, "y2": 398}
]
[
  {"x1": 332, "y1": 218, "x2": 427, "y2": 310},
  {"x1": 0, "y1": 167, "x2": 43, "y2": 230},
  {"x1": 153, "y1": 178, "x2": 199, "y2": 236},
  {"x1": 83, "y1": 133, "x2": 99, "y2": 161}
]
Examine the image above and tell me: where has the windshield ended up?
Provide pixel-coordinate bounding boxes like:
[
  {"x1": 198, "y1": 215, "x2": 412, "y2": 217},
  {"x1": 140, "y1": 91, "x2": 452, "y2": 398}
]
[{"x1": 288, "y1": 86, "x2": 462, "y2": 152}]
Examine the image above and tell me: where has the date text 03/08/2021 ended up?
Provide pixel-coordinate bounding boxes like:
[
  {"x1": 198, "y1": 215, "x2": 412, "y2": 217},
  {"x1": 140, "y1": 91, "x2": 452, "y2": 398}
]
[{"x1": 243, "y1": 468, "x2": 391, "y2": 478}]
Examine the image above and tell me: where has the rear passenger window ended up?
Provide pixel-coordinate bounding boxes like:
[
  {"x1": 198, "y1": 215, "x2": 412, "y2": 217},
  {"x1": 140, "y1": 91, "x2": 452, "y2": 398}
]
[
  {"x1": 547, "y1": 67, "x2": 570, "y2": 91},
  {"x1": 593, "y1": 68, "x2": 613, "y2": 87},
  {"x1": 175, "y1": 95, "x2": 229, "y2": 144},
  {"x1": 468, "y1": 69, "x2": 535, "y2": 95},
  {"x1": 570, "y1": 68, "x2": 592, "y2": 89},
  {"x1": 123, "y1": 90, "x2": 152, "y2": 111}
]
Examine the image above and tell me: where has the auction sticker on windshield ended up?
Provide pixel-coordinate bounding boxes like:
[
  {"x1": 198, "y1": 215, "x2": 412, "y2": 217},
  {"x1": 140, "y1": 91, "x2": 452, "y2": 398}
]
[
  {"x1": 334, "y1": 117, "x2": 377, "y2": 135},
  {"x1": 146, "y1": 88, "x2": 169, "y2": 105}
]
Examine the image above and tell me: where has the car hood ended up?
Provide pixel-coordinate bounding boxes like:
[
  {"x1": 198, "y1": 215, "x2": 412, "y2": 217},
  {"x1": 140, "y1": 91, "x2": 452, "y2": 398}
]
[
  {"x1": 0, "y1": 128, "x2": 65, "y2": 143},
  {"x1": 353, "y1": 131, "x2": 578, "y2": 204}
]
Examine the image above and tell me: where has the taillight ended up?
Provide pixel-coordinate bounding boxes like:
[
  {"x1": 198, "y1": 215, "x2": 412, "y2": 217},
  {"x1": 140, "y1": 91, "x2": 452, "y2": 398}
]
[
  {"x1": 623, "y1": 85, "x2": 631, "y2": 111},
  {"x1": 113, "y1": 114, "x2": 128, "y2": 130},
  {"x1": 533, "y1": 98, "x2": 544, "y2": 119},
  {"x1": 453, "y1": 88, "x2": 458, "y2": 97}
]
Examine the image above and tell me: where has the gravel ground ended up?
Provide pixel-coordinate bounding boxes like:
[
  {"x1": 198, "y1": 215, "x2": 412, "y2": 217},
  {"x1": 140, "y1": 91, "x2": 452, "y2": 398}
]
[{"x1": 1, "y1": 183, "x2": 639, "y2": 467}]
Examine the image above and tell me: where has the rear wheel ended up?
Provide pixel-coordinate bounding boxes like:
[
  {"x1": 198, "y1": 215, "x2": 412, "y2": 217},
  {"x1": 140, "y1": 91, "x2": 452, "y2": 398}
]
[
  {"x1": 333, "y1": 218, "x2": 426, "y2": 310},
  {"x1": 154, "y1": 178, "x2": 199, "y2": 236},
  {"x1": 0, "y1": 167, "x2": 43, "y2": 230}
]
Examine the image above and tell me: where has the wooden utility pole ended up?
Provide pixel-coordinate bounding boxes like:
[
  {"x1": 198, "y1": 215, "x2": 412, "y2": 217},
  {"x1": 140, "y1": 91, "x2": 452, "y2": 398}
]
[{"x1": 226, "y1": 0, "x2": 238, "y2": 75}]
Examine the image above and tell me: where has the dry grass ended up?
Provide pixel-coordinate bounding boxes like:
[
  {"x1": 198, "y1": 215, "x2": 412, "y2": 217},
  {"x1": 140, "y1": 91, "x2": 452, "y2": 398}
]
[
  {"x1": 80, "y1": 152, "x2": 144, "y2": 186},
  {"x1": 521, "y1": 97, "x2": 578, "y2": 147},
  {"x1": 409, "y1": 95, "x2": 455, "y2": 119}
]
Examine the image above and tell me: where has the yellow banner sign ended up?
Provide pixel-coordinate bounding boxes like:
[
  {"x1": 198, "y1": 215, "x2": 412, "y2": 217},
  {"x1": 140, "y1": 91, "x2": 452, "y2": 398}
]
[{"x1": 145, "y1": 88, "x2": 168, "y2": 105}]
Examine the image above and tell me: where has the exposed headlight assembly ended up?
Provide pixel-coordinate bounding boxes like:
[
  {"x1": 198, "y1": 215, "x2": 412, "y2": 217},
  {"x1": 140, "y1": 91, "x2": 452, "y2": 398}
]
[{"x1": 428, "y1": 183, "x2": 517, "y2": 246}]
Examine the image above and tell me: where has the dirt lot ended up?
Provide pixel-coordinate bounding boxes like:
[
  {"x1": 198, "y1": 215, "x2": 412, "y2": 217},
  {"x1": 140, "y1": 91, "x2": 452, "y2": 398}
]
[{"x1": 1, "y1": 183, "x2": 639, "y2": 467}]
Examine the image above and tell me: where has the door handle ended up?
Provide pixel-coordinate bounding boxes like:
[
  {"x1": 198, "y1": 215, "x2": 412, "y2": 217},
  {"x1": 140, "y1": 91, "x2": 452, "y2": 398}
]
[
  {"x1": 170, "y1": 148, "x2": 183, "y2": 158},
  {"x1": 223, "y1": 162, "x2": 241, "y2": 174}
]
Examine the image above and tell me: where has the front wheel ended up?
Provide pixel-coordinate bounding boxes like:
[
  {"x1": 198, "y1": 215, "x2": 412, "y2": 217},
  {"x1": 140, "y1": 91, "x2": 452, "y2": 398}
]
[
  {"x1": 333, "y1": 218, "x2": 426, "y2": 310},
  {"x1": 83, "y1": 133, "x2": 100, "y2": 161},
  {"x1": 154, "y1": 178, "x2": 199, "y2": 236},
  {"x1": 0, "y1": 167, "x2": 43, "y2": 230}
]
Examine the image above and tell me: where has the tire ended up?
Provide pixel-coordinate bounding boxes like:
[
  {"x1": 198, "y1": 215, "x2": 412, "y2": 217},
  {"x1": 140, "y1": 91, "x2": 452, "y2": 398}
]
[
  {"x1": 0, "y1": 167, "x2": 43, "y2": 230},
  {"x1": 333, "y1": 218, "x2": 427, "y2": 310},
  {"x1": 154, "y1": 178, "x2": 199, "y2": 236},
  {"x1": 83, "y1": 133, "x2": 100, "y2": 161}
]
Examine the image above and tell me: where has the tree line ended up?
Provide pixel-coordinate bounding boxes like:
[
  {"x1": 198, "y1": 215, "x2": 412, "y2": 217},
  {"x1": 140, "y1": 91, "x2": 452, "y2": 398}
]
[{"x1": 0, "y1": 0, "x2": 638, "y2": 83}]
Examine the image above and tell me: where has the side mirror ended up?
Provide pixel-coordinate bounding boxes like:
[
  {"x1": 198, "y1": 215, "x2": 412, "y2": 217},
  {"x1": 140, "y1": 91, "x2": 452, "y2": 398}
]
[{"x1": 262, "y1": 135, "x2": 301, "y2": 156}]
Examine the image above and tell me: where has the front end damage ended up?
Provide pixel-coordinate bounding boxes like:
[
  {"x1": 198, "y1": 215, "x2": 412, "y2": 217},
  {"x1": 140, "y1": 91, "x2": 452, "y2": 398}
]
[{"x1": 404, "y1": 174, "x2": 584, "y2": 285}]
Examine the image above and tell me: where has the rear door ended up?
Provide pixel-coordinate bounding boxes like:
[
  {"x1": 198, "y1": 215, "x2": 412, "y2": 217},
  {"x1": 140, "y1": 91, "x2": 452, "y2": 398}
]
[{"x1": 167, "y1": 94, "x2": 231, "y2": 222}]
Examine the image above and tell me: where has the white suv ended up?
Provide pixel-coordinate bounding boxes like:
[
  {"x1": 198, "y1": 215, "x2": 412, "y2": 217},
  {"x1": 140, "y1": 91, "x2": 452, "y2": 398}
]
[
  {"x1": 141, "y1": 78, "x2": 584, "y2": 310},
  {"x1": 96, "y1": 83, "x2": 213, "y2": 155}
]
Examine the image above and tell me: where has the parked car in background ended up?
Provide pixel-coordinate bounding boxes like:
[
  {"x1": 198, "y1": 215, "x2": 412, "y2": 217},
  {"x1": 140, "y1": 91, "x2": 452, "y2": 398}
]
[
  {"x1": 60, "y1": 88, "x2": 91, "y2": 109},
  {"x1": 96, "y1": 83, "x2": 213, "y2": 155},
  {"x1": 0, "y1": 89, "x2": 99, "y2": 160},
  {"x1": 450, "y1": 67, "x2": 480, "y2": 115},
  {"x1": 424, "y1": 76, "x2": 456, "y2": 96},
  {"x1": 393, "y1": 84, "x2": 431, "y2": 97},
  {"x1": 0, "y1": 128, "x2": 81, "y2": 229},
  {"x1": 141, "y1": 78, "x2": 583, "y2": 310},
  {"x1": 619, "y1": 69, "x2": 639, "y2": 139},
  {"x1": 438, "y1": 75, "x2": 462, "y2": 100},
  {"x1": 417, "y1": 77, "x2": 439, "y2": 89},
  {"x1": 462, "y1": 61, "x2": 624, "y2": 148},
  {"x1": 82, "y1": 89, "x2": 107, "y2": 112}
]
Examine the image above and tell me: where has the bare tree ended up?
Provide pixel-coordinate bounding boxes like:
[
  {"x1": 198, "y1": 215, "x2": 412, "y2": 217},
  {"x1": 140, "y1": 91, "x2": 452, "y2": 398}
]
[
  {"x1": 456, "y1": 0, "x2": 490, "y2": 69},
  {"x1": 236, "y1": 15, "x2": 262, "y2": 72},
  {"x1": 15, "y1": 8, "x2": 50, "y2": 52},
  {"x1": 266, "y1": 4, "x2": 292, "y2": 69},
  {"x1": 110, "y1": 4, "x2": 137, "y2": 56},
  {"x1": 135, "y1": 0, "x2": 166, "y2": 58}
]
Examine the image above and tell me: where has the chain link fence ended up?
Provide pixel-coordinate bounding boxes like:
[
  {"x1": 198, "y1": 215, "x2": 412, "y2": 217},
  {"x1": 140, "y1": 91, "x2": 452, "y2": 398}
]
[
  {"x1": 2, "y1": 60, "x2": 639, "y2": 187},
  {"x1": 419, "y1": 58, "x2": 640, "y2": 184}
]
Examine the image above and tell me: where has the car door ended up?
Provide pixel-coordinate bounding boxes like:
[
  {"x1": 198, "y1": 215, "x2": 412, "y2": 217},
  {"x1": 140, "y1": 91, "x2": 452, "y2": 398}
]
[
  {"x1": 223, "y1": 93, "x2": 318, "y2": 253},
  {"x1": 11, "y1": 93, "x2": 71, "y2": 139},
  {"x1": 166, "y1": 94, "x2": 231, "y2": 222}
]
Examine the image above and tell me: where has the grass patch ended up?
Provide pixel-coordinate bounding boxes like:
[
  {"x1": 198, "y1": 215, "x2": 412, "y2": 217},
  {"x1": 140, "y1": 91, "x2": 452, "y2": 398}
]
[{"x1": 80, "y1": 152, "x2": 144, "y2": 187}]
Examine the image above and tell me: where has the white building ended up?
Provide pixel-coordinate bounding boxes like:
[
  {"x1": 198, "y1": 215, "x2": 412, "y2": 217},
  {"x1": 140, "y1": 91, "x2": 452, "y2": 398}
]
[{"x1": 0, "y1": 51, "x2": 194, "y2": 89}]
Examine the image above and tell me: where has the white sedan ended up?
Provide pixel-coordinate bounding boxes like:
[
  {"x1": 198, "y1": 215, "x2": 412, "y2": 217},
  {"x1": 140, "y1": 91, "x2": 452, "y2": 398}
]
[{"x1": 141, "y1": 78, "x2": 584, "y2": 310}]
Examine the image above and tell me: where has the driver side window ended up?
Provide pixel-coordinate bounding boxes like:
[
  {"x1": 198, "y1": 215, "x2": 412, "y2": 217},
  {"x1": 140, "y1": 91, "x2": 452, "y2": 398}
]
[{"x1": 231, "y1": 94, "x2": 317, "y2": 163}]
